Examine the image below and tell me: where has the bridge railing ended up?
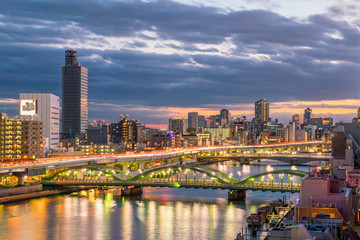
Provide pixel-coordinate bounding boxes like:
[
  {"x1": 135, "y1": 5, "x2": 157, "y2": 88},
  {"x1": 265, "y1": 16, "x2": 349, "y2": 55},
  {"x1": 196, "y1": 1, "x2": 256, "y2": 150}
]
[{"x1": 45, "y1": 179, "x2": 300, "y2": 191}]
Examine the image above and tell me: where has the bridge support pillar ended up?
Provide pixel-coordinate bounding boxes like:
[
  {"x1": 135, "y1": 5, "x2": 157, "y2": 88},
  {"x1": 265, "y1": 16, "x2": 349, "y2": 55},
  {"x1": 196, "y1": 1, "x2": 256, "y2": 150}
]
[
  {"x1": 17, "y1": 175, "x2": 25, "y2": 186},
  {"x1": 228, "y1": 190, "x2": 246, "y2": 201},
  {"x1": 13, "y1": 172, "x2": 27, "y2": 186},
  {"x1": 121, "y1": 186, "x2": 143, "y2": 196}
]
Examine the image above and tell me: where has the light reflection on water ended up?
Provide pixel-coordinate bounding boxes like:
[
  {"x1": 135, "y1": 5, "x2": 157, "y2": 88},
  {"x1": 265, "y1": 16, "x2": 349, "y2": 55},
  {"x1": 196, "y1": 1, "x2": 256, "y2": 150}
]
[{"x1": 0, "y1": 160, "x2": 307, "y2": 240}]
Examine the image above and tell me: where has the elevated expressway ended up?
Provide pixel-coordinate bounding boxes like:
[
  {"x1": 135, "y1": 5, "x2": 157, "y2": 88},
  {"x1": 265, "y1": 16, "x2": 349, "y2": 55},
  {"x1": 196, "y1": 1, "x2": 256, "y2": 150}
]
[{"x1": 0, "y1": 141, "x2": 329, "y2": 182}]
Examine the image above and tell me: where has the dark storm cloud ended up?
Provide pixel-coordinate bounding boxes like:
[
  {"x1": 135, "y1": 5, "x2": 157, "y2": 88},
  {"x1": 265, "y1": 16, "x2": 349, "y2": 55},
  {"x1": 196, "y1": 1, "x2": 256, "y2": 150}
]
[{"x1": 0, "y1": 0, "x2": 359, "y2": 123}]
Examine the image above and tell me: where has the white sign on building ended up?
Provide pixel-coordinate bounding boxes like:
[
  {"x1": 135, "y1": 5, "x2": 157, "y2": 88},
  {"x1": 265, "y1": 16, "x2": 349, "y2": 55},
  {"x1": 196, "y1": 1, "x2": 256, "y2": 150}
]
[{"x1": 20, "y1": 99, "x2": 37, "y2": 116}]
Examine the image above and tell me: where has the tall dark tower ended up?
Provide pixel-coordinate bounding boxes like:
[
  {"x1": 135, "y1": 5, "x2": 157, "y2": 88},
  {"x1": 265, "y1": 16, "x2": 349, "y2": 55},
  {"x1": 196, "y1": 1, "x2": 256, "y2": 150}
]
[
  {"x1": 220, "y1": 109, "x2": 229, "y2": 122},
  {"x1": 254, "y1": 99, "x2": 269, "y2": 134},
  {"x1": 61, "y1": 49, "x2": 88, "y2": 137},
  {"x1": 304, "y1": 107, "x2": 312, "y2": 125}
]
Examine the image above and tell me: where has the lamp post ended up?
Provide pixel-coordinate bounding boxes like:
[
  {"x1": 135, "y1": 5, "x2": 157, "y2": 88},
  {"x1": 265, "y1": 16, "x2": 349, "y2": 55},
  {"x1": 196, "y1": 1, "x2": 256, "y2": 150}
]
[
  {"x1": 237, "y1": 171, "x2": 241, "y2": 181},
  {"x1": 230, "y1": 173, "x2": 233, "y2": 184}
]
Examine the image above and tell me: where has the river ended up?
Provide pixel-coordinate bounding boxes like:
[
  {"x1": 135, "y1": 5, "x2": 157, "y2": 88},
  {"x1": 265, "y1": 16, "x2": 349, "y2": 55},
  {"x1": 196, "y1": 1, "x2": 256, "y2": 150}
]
[{"x1": 0, "y1": 160, "x2": 311, "y2": 240}]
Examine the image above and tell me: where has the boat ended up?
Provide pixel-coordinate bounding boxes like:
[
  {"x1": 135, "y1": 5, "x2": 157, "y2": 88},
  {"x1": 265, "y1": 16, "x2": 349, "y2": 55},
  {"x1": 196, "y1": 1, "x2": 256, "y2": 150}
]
[{"x1": 247, "y1": 213, "x2": 265, "y2": 227}]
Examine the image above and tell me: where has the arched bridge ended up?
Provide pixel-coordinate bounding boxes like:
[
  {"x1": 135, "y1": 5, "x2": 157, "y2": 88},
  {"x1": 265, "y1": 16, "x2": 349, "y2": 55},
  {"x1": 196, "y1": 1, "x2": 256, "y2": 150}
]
[
  {"x1": 197, "y1": 152, "x2": 332, "y2": 165},
  {"x1": 42, "y1": 164, "x2": 307, "y2": 195}
]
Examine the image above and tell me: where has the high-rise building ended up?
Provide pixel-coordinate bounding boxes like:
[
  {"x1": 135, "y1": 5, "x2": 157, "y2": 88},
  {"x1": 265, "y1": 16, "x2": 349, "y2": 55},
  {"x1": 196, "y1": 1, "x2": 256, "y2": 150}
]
[
  {"x1": 0, "y1": 113, "x2": 45, "y2": 159},
  {"x1": 86, "y1": 125, "x2": 109, "y2": 145},
  {"x1": 308, "y1": 117, "x2": 333, "y2": 130},
  {"x1": 169, "y1": 117, "x2": 186, "y2": 134},
  {"x1": 304, "y1": 108, "x2": 312, "y2": 124},
  {"x1": 220, "y1": 109, "x2": 229, "y2": 123},
  {"x1": 109, "y1": 115, "x2": 138, "y2": 150},
  {"x1": 19, "y1": 93, "x2": 60, "y2": 150},
  {"x1": 188, "y1": 112, "x2": 198, "y2": 129},
  {"x1": 61, "y1": 49, "x2": 88, "y2": 137},
  {"x1": 358, "y1": 107, "x2": 360, "y2": 118},
  {"x1": 291, "y1": 114, "x2": 302, "y2": 130},
  {"x1": 198, "y1": 115, "x2": 206, "y2": 128},
  {"x1": 254, "y1": 99, "x2": 269, "y2": 134}
]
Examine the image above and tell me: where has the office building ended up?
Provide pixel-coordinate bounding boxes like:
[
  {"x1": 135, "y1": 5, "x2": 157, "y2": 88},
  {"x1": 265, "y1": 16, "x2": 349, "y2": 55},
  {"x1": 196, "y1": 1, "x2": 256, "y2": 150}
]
[
  {"x1": 291, "y1": 114, "x2": 302, "y2": 129},
  {"x1": 308, "y1": 117, "x2": 333, "y2": 130},
  {"x1": 61, "y1": 49, "x2": 88, "y2": 137},
  {"x1": 19, "y1": 93, "x2": 60, "y2": 150},
  {"x1": 254, "y1": 99, "x2": 269, "y2": 134},
  {"x1": 188, "y1": 112, "x2": 198, "y2": 129},
  {"x1": 220, "y1": 109, "x2": 229, "y2": 123},
  {"x1": 169, "y1": 117, "x2": 186, "y2": 134},
  {"x1": 86, "y1": 125, "x2": 109, "y2": 145},
  {"x1": 0, "y1": 113, "x2": 45, "y2": 159},
  {"x1": 304, "y1": 107, "x2": 312, "y2": 124},
  {"x1": 276, "y1": 127, "x2": 286, "y2": 142},
  {"x1": 286, "y1": 122, "x2": 296, "y2": 142},
  {"x1": 203, "y1": 128, "x2": 232, "y2": 141},
  {"x1": 109, "y1": 115, "x2": 138, "y2": 150},
  {"x1": 198, "y1": 115, "x2": 206, "y2": 128}
]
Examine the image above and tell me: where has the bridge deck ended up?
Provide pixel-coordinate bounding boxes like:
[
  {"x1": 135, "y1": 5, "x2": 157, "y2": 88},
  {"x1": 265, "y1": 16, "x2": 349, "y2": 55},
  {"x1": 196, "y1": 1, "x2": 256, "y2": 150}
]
[{"x1": 42, "y1": 180, "x2": 300, "y2": 193}]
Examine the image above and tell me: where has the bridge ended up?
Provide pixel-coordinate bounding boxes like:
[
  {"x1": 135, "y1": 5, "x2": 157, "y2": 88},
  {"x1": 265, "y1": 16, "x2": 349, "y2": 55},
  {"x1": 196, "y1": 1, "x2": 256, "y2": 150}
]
[
  {"x1": 197, "y1": 152, "x2": 331, "y2": 165},
  {"x1": 0, "y1": 141, "x2": 329, "y2": 186},
  {"x1": 41, "y1": 164, "x2": 308, "y2": 200}
]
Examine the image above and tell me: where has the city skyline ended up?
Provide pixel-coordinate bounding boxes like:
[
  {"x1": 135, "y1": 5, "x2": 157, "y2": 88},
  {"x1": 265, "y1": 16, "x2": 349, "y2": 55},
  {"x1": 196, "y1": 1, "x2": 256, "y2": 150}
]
[{"x1": 0, "y1": 0, "x2": 359, "y2": 125}]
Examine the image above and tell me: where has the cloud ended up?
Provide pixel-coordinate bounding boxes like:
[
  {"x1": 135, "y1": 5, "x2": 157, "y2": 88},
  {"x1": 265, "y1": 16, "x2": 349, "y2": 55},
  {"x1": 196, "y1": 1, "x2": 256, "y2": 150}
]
[{"x1": 0, "y1": 0, "x2": 359, "y2": 124}]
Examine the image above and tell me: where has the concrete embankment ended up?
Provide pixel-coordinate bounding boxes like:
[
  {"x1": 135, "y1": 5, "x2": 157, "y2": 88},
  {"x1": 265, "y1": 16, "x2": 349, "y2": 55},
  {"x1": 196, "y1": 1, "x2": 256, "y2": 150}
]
[
  {"x1": 0, "y1": 184, "x2": 43, "y2": 197},
  {"x1": 0, "y1": 185, "x2": 95, "y2": 204}
]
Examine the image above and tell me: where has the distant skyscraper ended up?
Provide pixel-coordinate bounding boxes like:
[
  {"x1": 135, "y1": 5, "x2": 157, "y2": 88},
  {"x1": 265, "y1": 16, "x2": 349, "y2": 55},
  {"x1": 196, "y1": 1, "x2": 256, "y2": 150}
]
[
  {"x1": 20, "y1": 93, "x2": 60, "y2": 150},
  {"x1": 357, "y1": 107, "x2": 360, "y2": 118},
  {"x1": 61, "y1": 50, "x2": 88, "y2": 137},
  {"x1": 254, "y1": 99, "x2": 269, "y2": 134},
  {"x1": 198, "y1": 115, "x2": 206, "y2": 128},
  {"x1": 304, "y1": 108, "x2": 312, "y2": 124},
  {"x1": 109, "y1": 115, "x2": 138, "y2": 150},
  {"x1": 169, "y1": 117, "x2": 186, "y2": 134},
  {"x1": 291, "y1": 114, "x2": 302, "y2": 130},
  {"x1": 220, "y1": 109, "x2": 229, "y2": 123},
  {"x1": 188, "y1": 112, "x2": 198, "y2": 129}
]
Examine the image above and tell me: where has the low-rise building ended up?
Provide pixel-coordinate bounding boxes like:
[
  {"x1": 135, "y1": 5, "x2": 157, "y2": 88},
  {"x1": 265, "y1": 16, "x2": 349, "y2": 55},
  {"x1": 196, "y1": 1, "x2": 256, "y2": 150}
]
[
  {"x1": 0, "y1": 113, "x2": 45, "y2": 159},
  {"x1": 300, "y1": 172, "x2": 358, "y2": 226}
]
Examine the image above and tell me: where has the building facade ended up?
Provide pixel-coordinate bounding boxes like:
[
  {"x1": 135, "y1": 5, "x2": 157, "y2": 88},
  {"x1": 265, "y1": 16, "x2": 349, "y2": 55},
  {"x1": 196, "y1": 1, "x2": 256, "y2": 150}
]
[
  {"x1": 169, "y1": 117, "x2": 186, "y2": 134},
  {"x1": 254, "y1": 99, "x2": 269, "y2": 134},
  {"x1": 61, "y1": 49, "x2": 88, "y2": 137},
  {"x1": 304, "y1": 107, "x2": 312, "y2": 124},
  {"x1": 188, "y1": 112, "x2": 198, "y2": 129},
  {"x1": 19, "y1": 93, "x2": 60, "y2": 150},
  {"x1": 0, "y1": 113, "x2": 45, "y2": 159},
  {"x1": 109, "y1": 115, "x2": 138, "y2": 150},
  {"x1": 220, "y1": 109, "x2": 229, "y2": 123}
]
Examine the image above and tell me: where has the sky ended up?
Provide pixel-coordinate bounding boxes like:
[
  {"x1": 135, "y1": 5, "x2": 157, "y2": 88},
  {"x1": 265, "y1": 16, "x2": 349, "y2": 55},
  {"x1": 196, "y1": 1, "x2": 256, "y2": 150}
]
[{"x1": 0, "y1": 0, "x2": 359, "y2": 127}]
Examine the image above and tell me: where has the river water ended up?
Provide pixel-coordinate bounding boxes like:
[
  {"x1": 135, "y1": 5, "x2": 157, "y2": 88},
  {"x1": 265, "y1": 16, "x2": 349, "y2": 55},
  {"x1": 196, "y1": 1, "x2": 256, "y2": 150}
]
[{"x1": 0, "y1": 160, "x2": 311, "y2": 240}]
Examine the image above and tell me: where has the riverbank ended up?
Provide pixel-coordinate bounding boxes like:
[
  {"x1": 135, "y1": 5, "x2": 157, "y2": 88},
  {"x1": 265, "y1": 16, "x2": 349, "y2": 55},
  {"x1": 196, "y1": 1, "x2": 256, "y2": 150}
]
[{"x1": 0, "y1": 186, "x2": 95, "y2": 204}]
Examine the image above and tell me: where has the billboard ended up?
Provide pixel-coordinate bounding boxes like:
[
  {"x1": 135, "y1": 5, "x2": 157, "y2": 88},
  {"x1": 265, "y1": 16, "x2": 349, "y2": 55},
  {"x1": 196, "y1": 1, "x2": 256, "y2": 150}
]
[{"x1": 20, "y1": 99, "x2": 37, "y2": 116}]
